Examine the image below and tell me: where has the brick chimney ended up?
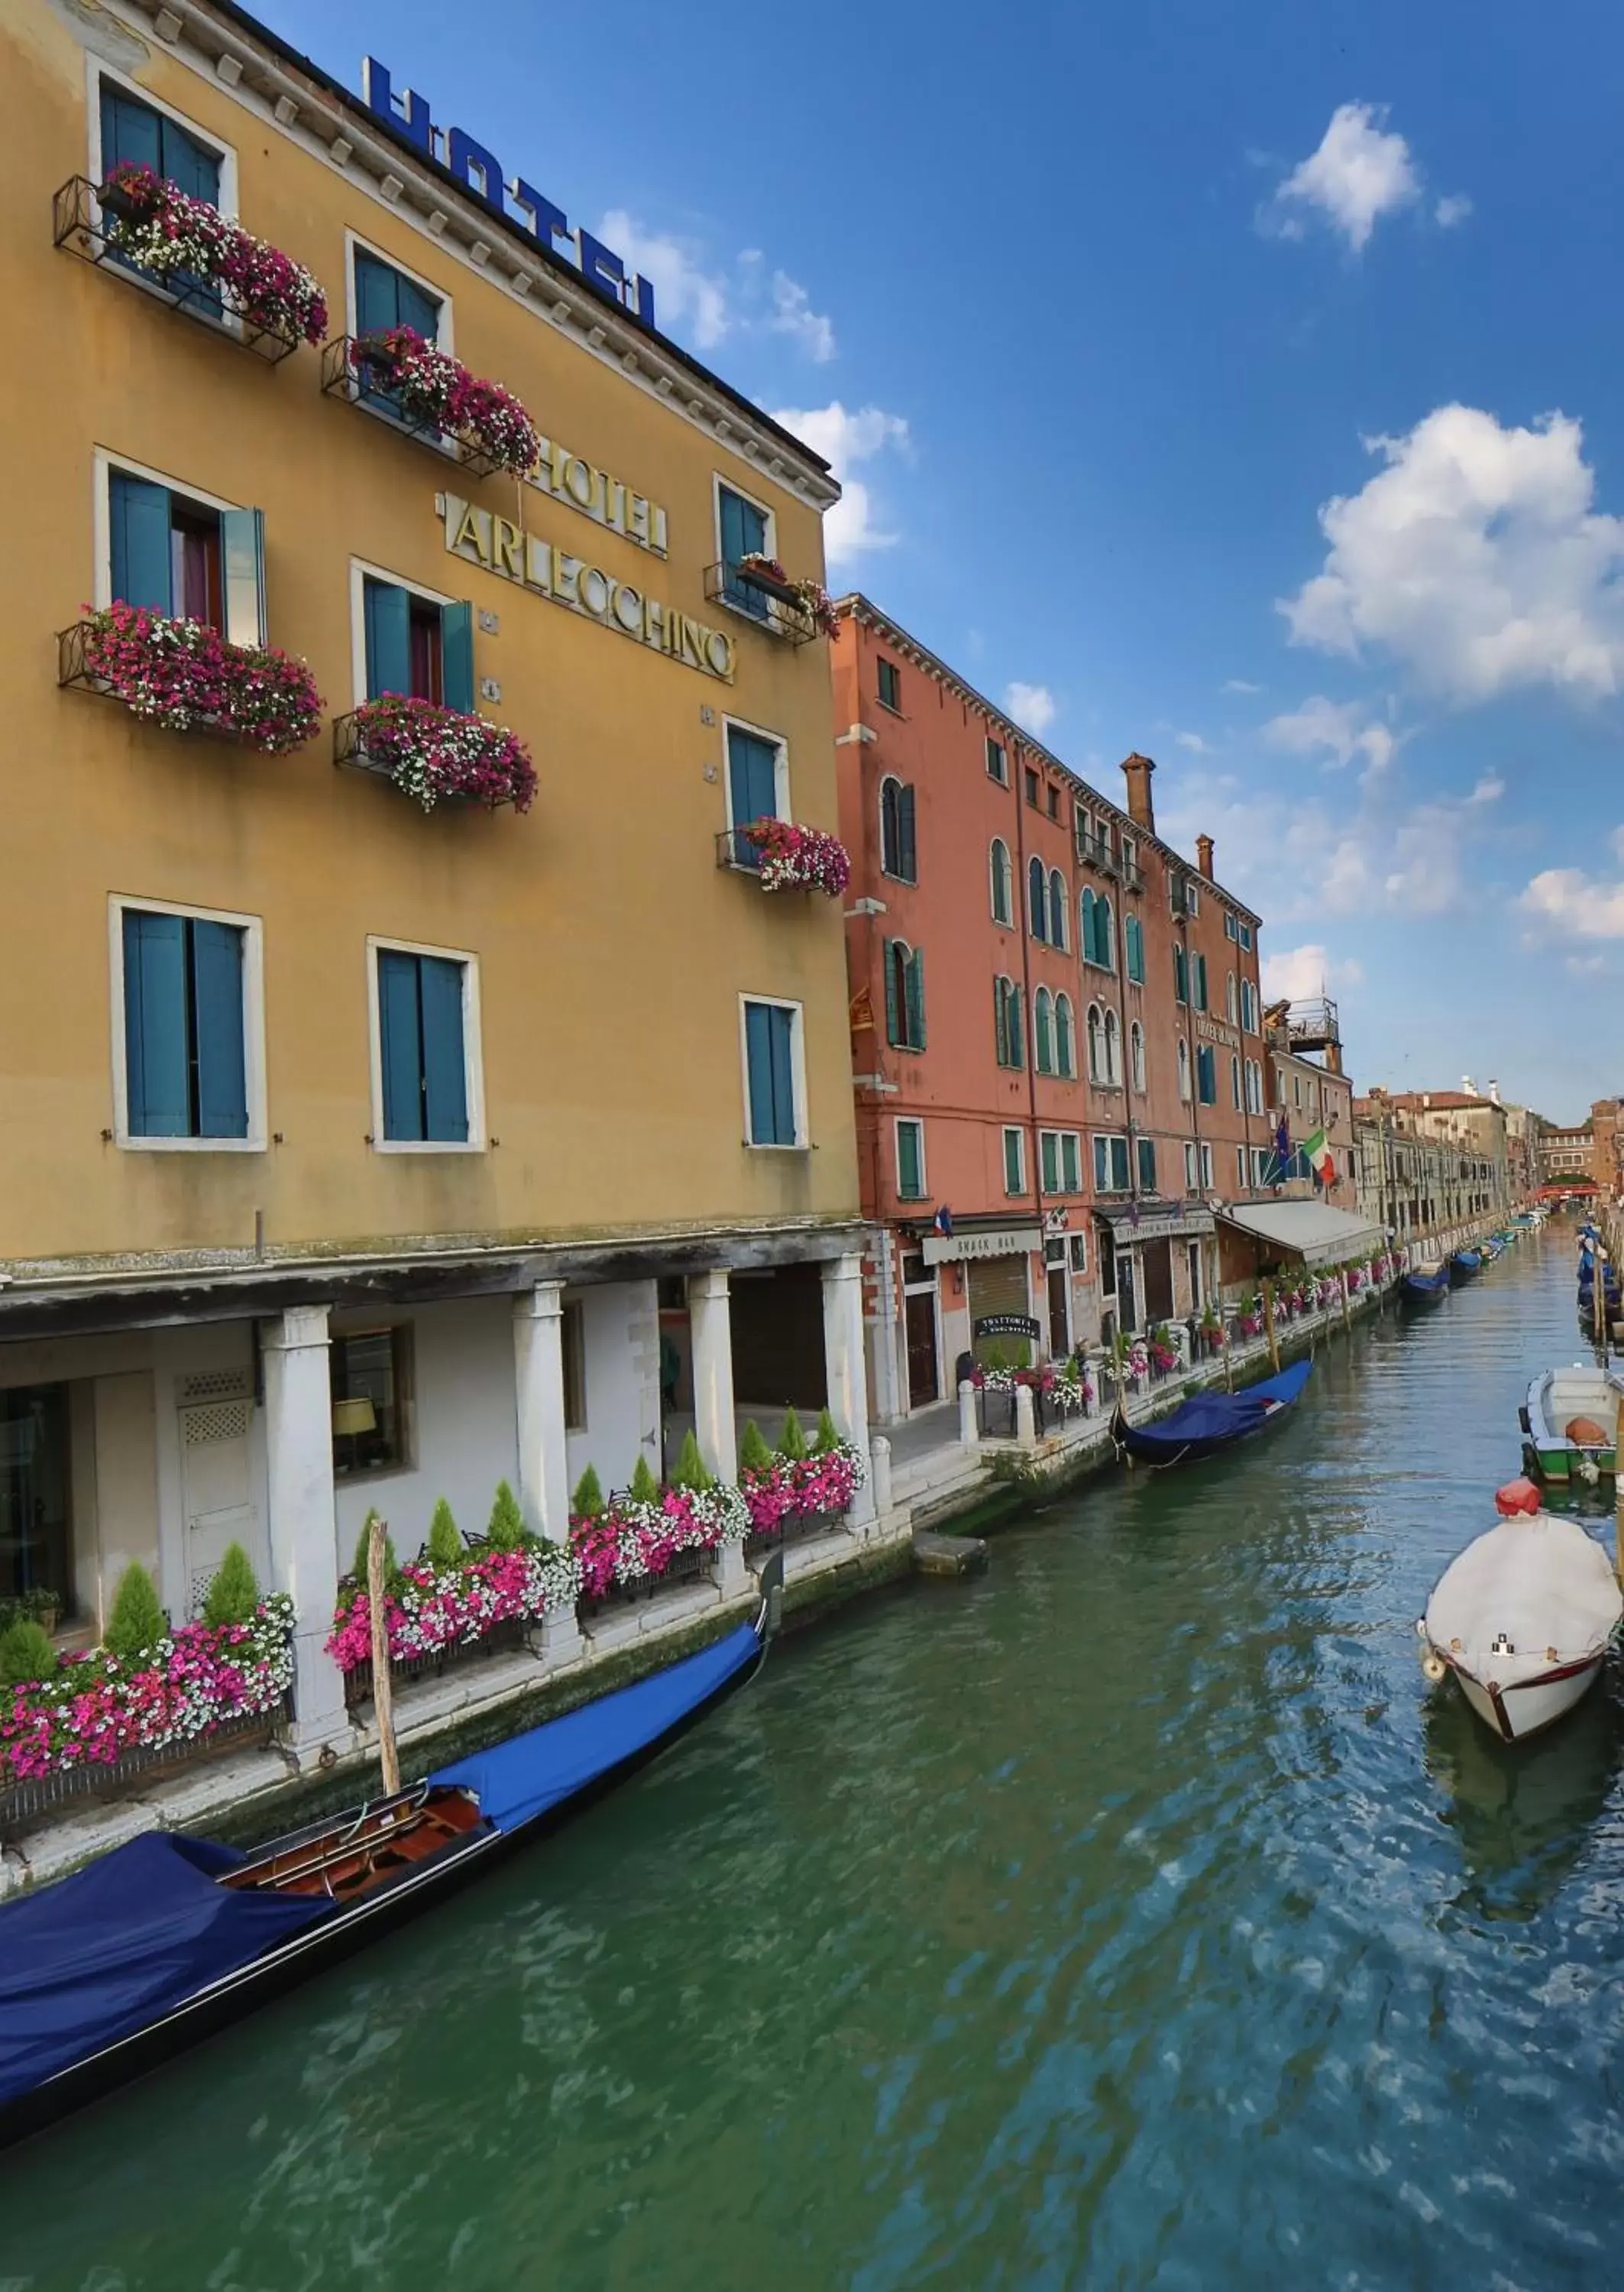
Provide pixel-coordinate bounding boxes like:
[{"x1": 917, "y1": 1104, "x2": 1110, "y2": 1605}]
[
  {"x1": 1195, "y1": 834, "x2": 1215, "y2": 880},
  {"x1": 1121, "y1": 752, "x2": 1156, "y2": 834}
]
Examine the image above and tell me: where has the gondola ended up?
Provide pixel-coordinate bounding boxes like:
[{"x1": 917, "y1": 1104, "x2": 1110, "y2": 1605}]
[
  {"x1": 1452, "y1": 1249, "x2": 1482, "y2": 1281},
  {"x1": 1402, "y1": 1261, "x2": 1451, "y2": 1306},
  {"x1": 0, "y1": 1556, "x2": 784, "y2": 2152},
  {"x1": 1111, "y1": 1358, "x2": 1312, "y2": 1466}
]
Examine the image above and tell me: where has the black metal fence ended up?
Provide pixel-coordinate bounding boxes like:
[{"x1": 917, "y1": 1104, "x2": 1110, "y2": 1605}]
[{"x1": 0, "y1": 1700, "x2": 287, "y2": 1837}]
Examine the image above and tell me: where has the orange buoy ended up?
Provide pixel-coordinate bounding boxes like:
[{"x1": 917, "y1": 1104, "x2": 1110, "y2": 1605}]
[{"x1": 1494, "y1": 1477, "x2": 1542, "y2": 1517}]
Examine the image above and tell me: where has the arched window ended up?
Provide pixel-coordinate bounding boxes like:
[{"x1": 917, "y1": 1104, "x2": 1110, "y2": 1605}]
[
  {"x1": 1177, "y1": 1038, "x2": 1192, "y2": 1101},
  {"x1": 989, "y1": 838, "x2": 1012, "y2": 926},
  {"x1": 1028, "y1": 856, "x2": 1047, "y2": 941},
  {"x1": 1055, "y1": 994, "x2": 1076, "y2": 1079},
  {"x1": 1105, "y1": 1008, "x2": 1122, "y2": 1086},
  {"x1": 880, "y1": 777, "x2": 917, "y2": 882},
  {"x1": 1048, "y1": 870, "x2": 1068, "y2": 950},
  {"x1": 1231, "y1": 1054, "x2": 1241, "y2": 1109},
  {"x1": 994, "y1": 976, "x2": 1024, "y2": 1070},
  {"x1": 1034, "y1": 986, "x2": 1055, "y2": 1075},
  {"x1": 1227, "y1": 972, "x2": 1237, "y2": 1025},
  {"x1": 884, "y1": 938, "x2": 925, "y2": 1050},
  {"x1": 1087, "y1": 1002, "x2": 1106, "y2": 1083},
  {"x1": 1079, "y1": 887, "x2": 1095, "y2": 963},
  {"x1": 1131, "y1": 1021, "x2": 1146, "y2": 1093}
]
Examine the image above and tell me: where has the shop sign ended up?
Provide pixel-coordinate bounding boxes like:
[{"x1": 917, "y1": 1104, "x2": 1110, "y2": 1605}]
[
  {"x1": 441, "y1": 494, "x2": 734, "y2": 682},
  {"x1": 1114, "y1": 1209, "x2": 1215, "y2": 1244},
  {"x1": 921, "y1": 1224, "x2": 1042, "y2": 1267},
  {"x1": 361, "y1": 60, "x2": 656, "y2": 328},
  {"x1": 1196, "y1": 1015, "x2": 1240, "y2": 1051},
  {"x1": 973, "y1": 1313, "x2": 1041, "y2": 1340}
]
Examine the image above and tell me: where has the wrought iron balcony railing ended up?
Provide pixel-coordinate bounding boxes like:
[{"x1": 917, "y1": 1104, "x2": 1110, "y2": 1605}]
[
  {"x1": 320, "y1": 337, "x2": 503, "y2": 479},
  {"x1": 52, "y1": 176, "x2": 301, "y2": 364},
  {"x1": 701, "y1": 561, "x2": 818, "y2": 646}
]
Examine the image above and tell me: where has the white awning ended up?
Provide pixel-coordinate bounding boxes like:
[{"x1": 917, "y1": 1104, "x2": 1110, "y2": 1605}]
[{"x1": 1217, "y1": 1201, "x2": 1385, "y2": 1265}]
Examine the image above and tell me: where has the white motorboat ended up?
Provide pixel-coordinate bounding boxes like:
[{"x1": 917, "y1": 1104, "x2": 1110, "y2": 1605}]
[
  {"x1": 1521, "y1": 1363, "x2": 1622, "y2": 1484},
  {"x1": 1419, "y1": 1479, "x2": 1622, "y2": 1742}
]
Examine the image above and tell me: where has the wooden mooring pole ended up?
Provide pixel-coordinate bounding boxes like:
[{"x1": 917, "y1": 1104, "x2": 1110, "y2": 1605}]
[
  {"x1": 367, "y1": 1512, "x2": 400, "y2": 1798},
  {"x1": 1341, "y1": 1268, "x2": 1352, "y2": 1333},
  {"x1": 1263, "y1": 1275, "x2": 1280, "y2": 1372}
]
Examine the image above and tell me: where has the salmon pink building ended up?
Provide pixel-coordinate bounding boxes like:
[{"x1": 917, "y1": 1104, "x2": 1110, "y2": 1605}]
[{"x1": 831, "y1": 598, "x2": 1273, "y2": 1422}]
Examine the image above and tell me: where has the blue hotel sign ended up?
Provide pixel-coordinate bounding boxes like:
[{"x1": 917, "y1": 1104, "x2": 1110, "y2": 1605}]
[{"x1": 361, "y1": 60, "x2": 656, "y2": 332}]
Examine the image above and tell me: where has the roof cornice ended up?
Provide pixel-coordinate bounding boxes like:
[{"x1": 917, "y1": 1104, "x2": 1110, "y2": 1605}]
[{"x1": 118, "y1": 0, "x2": 839, "y2": 506}]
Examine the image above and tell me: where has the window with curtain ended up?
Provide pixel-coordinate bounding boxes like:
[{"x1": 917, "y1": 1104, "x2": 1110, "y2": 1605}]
[
  {"x1": 742, "y1": 999, "x2": 800, "y2": 1145},
  {"x1": 1028, "y1": 856, "x2": 1047, "y2": 941},
  {"x1": 1048, "y1": 869, "x2": 1068, "y2": 950},
  {"x1": 363, "y1": 575, "x2": 474, "y2": 711},
  {"x1": 1125, "y1": 915, "x2": 1144, "y2": 983},
  {"x1": 1087, "y1": 1003, "x2": 1105, "y2": 1083},
  {"x1": 880, "y1": 778, "x2": 917, "y2": 882},
  {"x1": 1105, "y1": 1008, "x2": 1122, "y2": 1086},
  {"x1": 717, "y1": 482, "x2": 771, "y2": 617},
  {"x1": 1177, "y1": 1039, "x2": 1192, "y2": 1100},
  {"x1": 885, "y1": 941, "x2": 926, "y2": 1050},
  {"x1": 353, "y1": 248, "x2": 445, "y2": 421},
  {"x1": 1131, "y1": 1021, "x2": 1146, "y2": 1092},
  {"x1": 994, "y1": 976, "x2": 1024, "y2": 1070},
  {"x1": 1055, "y1": 994, "x2": 1076, "y2": 1079},
  {"x1": 121, "y1": 907, "x2": 248, "y2": 1141},
  {"x1": 726, "y1": 724, "x2": 783, "y2": 867},
  {"x1": 1034, "y1": 986, "x2": 1055, "y2": 1075},
  {"x1": 108, "y1": 468, "x2": 267, "y2": 645},
  {"x1": 989, "y1": 838, "x2": 1012, "y2": 924},
  {"x1": 1197, "y1": 1045, "x2": 1217, "y2": 1105},
  {"x1": 376, "y1": 948, "x2": 471, "y2": 1144}
]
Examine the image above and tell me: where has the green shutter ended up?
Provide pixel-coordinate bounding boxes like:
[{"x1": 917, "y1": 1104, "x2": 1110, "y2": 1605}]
[
  {"x1": 101, "y1": 86, "x2": 163, "y2": 177},
  {"x1": 190, "y1": 920, "x2": 247, "y2": 1139},
  {"x1": 122, "y1": 909, "x2": 189, "y2": 1137},
  {"x1": 355, "y1": 248, "x2": 403, "y2": 335},
  {"x1": 898, "y1": 1122, "x2": 922, "y2": 1199},
  {"x1": 743, "y1": 1002, "x2": 773, "y2": 1143},
  {"x1": 419, "y1": 956, "x2": 469, "y2": 1141},
  {"x1": 1034, "y1": 989, "x2": 1052, "y2": 1075},
  {"x1": 898, "y1": 785, "x2": 917, "y2": 882},
  {"x1": 364, "y1": 577, "x2": 412, "y2": 700},
  {"x1": 905, "y1": 951, "x2": 926, "y2": 1050},
  {"x1": 441, "y1": 600, "x2": 475, "y2": 714},
  {"x1": 768, "y1": 1006, "x2": 796, "y2": 1142},
  {"x1": 1004, "y1": 1128, "x2": 1022, "y2": 1193},
  {"x1": 1062, "y1": 1135, "x2": 1080, "y2": 1191},
  {"x1": 727, "y1": 727, "x2": 779, "y2": 854},
  {"x1": 1041, "y1": 1132, "x2": 1059, "y2": 1194},
  {"x1": 221, "y1": 507, "x2": 267, "y2": 649},
  {"x1": 109, "y1": 471, "x2": 172, "y2": 613},
  {"x1": 377, "y1": 950, "x2": 424, "y2": 1141},
  {"x1": 1011, "y1": 986, "x2": 1024, "y2": 1070},
  {"x1": 883, "y1": 941, "x2": 901, "y2": 1047},
  {"x1": 1174, "y1": 946, "x2": 1188, "y2": 1004}
]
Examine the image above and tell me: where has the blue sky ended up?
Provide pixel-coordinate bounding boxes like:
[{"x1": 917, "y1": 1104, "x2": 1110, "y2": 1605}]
[{"x1": 271, "y1": 0, "x2": 1624, "y2": 1119}]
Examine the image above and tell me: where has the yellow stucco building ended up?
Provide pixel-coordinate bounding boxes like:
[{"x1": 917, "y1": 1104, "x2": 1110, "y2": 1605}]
[{"x1": 1, "y1": 0, "x2": 865, "y2": 1746}]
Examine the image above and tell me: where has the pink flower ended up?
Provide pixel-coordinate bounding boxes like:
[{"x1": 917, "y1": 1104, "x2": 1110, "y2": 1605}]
[
  {"x1": 78, "y1": 602, "x2": 322, "y2": 753},
  {"x1": 350, "y1": 328, "x2": 539, "y2": 474},
  {"x1": 742, "y1": 817, "x2": 852, "y2": 898},
  {"x1": 100, "y1": 163, "x2": 327, "y2": 347},
  {"x1": 351, "y1": 694, "x2": 535, "y2": 813}
]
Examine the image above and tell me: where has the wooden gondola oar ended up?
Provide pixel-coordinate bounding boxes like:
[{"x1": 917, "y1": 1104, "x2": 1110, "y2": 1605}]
[{"x1": 367, "y1": 1513, "x2": 400, "y2": 1798}]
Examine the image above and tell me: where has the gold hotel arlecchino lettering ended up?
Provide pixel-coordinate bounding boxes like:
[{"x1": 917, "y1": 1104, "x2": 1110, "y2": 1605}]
[
  {"x1": 442, "y1": 496, "x2": 734, "y2": 683},
  {"x1": 527, "y1": 439, "x2": 669, "y2": 557}
]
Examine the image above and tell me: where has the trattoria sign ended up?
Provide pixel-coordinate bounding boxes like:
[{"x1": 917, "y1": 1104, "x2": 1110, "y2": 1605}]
[{"x1": 441, "y1": 495, "x2": 735, "y2": 682}]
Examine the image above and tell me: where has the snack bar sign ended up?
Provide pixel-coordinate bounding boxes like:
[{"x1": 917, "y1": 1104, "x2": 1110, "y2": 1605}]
[{"x1": 361, "y1": 60, "x2": 656, "y2": 329}]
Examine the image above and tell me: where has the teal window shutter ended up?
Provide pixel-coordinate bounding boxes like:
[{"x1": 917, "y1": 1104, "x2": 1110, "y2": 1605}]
[
  {"x1": 109, "y1": 471, "x2": 172, "y2": 613},
  {"x1": 727, "y1": 727, "x2": 780, "y2": 861},
  {"x1": 898, "y1": 1123, "x2": 922, "y2": 1199},
  {"x1": 1034, "y1": 987, "x2": 1053, "y2": 1075},
  {"x1": 1063, "y1": 1135, "x2": 1081, "y2": 1192},
  {"x1": 883, "y1": 941, "x2": 901, "y2": 1047},
  {"x1": 1011, "y1": 986, "x2": 1024, "y2": 1070},
  {"x1": 1004, "y1": 1129, "x2": 1021, "y2": 1192},
  {"x1": 1111, "y1": 1138, "x2": 1131, "y2": 1190},
  {"x1": 441, "y1": 601, "x2": 476, "y2": 714},
  {"x1": 190, "y1": 920, "x2": 248, "y2": 1139},
  {"x1": 1138, "y1": 1138, "x2": 1157, "y2": 1191},
  {"x1": 122, "y1": 909, "x2": 189, "y2": 1137},
  {"x1": 720, "y1": 487, "x2": 768, "y2": 616},
  {"x1": 1092, "y1": 1137, "x2": 1108, "y2": 1190},
  {"x1": 768, "y1": 1008, "x2": 796, "y2": 1141},
  {"x1": 221, "y1": 507, "x2": 267, "y2": 649},
  {"x1": 160, "y1": 117, "x2": 221, "y2": 206},
  {"x1": 419, "y1": 955, "x2": 469, "y2": 1141},
  {"x1": 101, "y1": 86, "x2": 163, "y2": 176},
  {"x1": 905, "y1": 951, "x2": 926, "y2": 1050},
  {"x1": 377, "y1": 950, "x2": 424, "y2": 1141},
  {"x1": 898, "y1": 785, "x2": 917, "y2": 882},
  {"x1": 743, "y1": 1002, "x2": 773, "y2": 1142},
  {"x1": 397, "y1": 270, "x2": 442, "y2": 340},
  {"x1": 1041, "y1": 1132, "x2": 1059, "y2": 1193},
  {"x1": 356, "y1": 250, "x2": 403, "y2": 334},
  {"x1": 1028, "y1": 858, "x2": 1047, "y2": 940},
  {"x1": 364, "y1": 577, "x2": 412, "y2": 699},
  {"x1": 1174, "y1": 946, "x2": 1188, "y2": 1004},
  {"x1": 1194, "y1": 954, "x2": 1208, "y2": 1011}
]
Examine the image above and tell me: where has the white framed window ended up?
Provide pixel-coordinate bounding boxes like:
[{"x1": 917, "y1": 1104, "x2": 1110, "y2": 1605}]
[
  {"x1": 93, "y1": 448, "x2": 267, "y2": 646},
  {"x1": 1040, "y1": 1129, "x2": 1083, "y2": 1193},
  {"x1": 1250, "y1": 1146, "x2": 1270, "y2": 1186},
  {"x1": 90, "y1": 70, "x2": 241, "y2": 344},
  {"x1": 1188, "y1": 1241, "x2": 1204, "y2": 1308},
  {"x1": 348, "y1": 557, "x2": 467, "y2": 711},
  {"x1": 739, "y1": 994, "x2": 807, "y2": 1149},
  {"x1": 723, "y1": 714, "x2": 791, "y2": 857},
  {"x1": 1131, "y1": 1021, "x2": 1147, "y2": 1093},
  {"x1": 1226, "y1": 972, "x2": 1237, "y2": 1025},
  {"x1": 1224, "y1": 911, "x2": 1237, "y2": 942},
  {"x1": 1231, "y1": 1054, "x2": 1242, "y2": 1110},
  {"x1": 1069, "y1": 1232, "x2": 1089, "y2": 1274},
  {"x1": 1237, "y1": 1144, "x2": 1247, "y2": 1190},
  {"x1": 1177, "y1": 1039, "x2": 1192, "y2": 1102},
  {"x1": 1186, "y1": 879, "x2": 1200, "y2": 917},
  {"x1": 986, "y1": 735, "x2": 1008, "y2": 786},
  {"x1": 895, "y1": 1117, "x2": 927, "y2": 1200},
  {"x1": 367, "y1": 935, "x2": 484, "y2": 1152},
  {"x1": 1184, "y1": 1141, "x2": 1198, "y2": 1191},
  {"x1": 344, "y1": 228, "x2": 455, "y2": 354},
  {"x1": 1200, "y1": 1142, "x2": 1213, "y2": 1189},
  {"x1": 989, "y1": 837, "x2": 1014, "y2": 926},
  {"x1": 1003, "y1": 1125, "x2": 1027, "y2": 1196},
  {"x1": 1091, "y1": 1132, "x2": 1131, "y2": 1193},
  {"x1": 108, "y1": 893, "x2": 267, "y2": 1152}
]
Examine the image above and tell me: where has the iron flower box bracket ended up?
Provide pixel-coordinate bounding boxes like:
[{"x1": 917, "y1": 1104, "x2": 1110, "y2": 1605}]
[
  {"x1": 320, "y1": 337, "x2": 501, "y2": 480},
  {"x1": 52, "y1": 176, "x2": 301, "y2": 364},
  {"x1": 701, "y1": 562, "x2": 817, "y2": 646},
  {"x1": 332, "y1": 709, "x2": 518, "y2": 811},
  {"x1": 715, "y1": 827, "x2": 807, "y2": 882},
  {"x1": 57, "y1": 619, "x2": 238, "y2": 746}
]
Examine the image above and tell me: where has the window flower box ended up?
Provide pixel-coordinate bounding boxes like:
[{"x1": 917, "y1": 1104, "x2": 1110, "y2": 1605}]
[
  {"x1": 721, "y1": 817, "x2": 852, "y2": 898},
  {"x1": 571, "y1": 1484, "x2": 749, "y2": 1603},
  {"x1": 328, "y1": 1539, "x2": 579, "y2": 1701},
  {"x1": 53, "y1": 170, "x2": 326, "y2": 363},
  {"x1": 60, "y1": 607, "x2": 324, "y2": 753},
  {"x1": 739, "y1": 1441, "x2": 865, "y2": 1554},
  {"x1": 0, "y1": 1596, "x2": 296, "y2": 1828},
  {"x1": 322, "y1": 329, "x2": 539, "y2": 478},
  {"x1": 736, "y1": 555, "x2": 839, "y2": 639},
  {"x1": 701, "y1": 558, "x2": 835, "y2": 646},
  {"x1": 335, "y1": 697, "x2": 536, "y2": 813}
]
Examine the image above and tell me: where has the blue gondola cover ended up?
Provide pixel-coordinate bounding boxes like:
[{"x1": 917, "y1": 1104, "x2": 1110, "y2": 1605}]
[
  {"x1": 1119, "y1": 1360, "x2": 1312, "y2": 1462},
  {"x1": 0, "y1": 1832, "x2": 328, "y2": 2106},
  {"x1": 431, "y1": 1622, "x2": 761, "y2": 1834}
]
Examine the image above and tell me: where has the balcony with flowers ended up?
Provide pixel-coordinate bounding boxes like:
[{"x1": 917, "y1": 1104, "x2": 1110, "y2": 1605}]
[
  {"x1": 716, "y1": 816, "x2": 852, "y2": 897},
  {"x1": 703, "y1": 554, "x2": 838, "y2": 646},
  {"x1": 53, "y1": 167, "x2": 327, "y2": 364},
  {"x1": 0, "y1": 1549, "x2": 293, "y2": 1832},
  {"x1": 59, "y1": 603, "x2": 324, "y2": 753},
  {"x1": 334, "y1": 694, "x2": 537, "y2": 814},
  {"x1": 322, "y1": 326, "x2": 540, "y2": 479}
]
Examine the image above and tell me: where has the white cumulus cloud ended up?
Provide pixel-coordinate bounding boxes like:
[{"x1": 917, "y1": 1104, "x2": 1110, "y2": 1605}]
[
  {"x1": 1175, "y1": 730, "x2": 1210, "y2": 754},
  {"x1": 1264, "y1": 694, "x2": 1396, "y2": 778},
  {"x1": 1435, "y1": 193, "x2": 1474, "y2": 229},
  {"x1": 1222, "y1": 678, "x2": 1264, "y2": 695},
  {"x1": 600, "y1": 211, "x2": 730, "y2": 348},
  {"x1": 1281, "y1": 404, "x2": 1624, "y2": 704},
  {"x1": 1004, "y1": 682, "x2": 1056, "y2": 737},
  {"x1": 1264, "y1": 102, "x2": 1422, "y2": 251},
  {"x1": 1521, "y1": 868, "x2": 1624, "y2": 940},
  {"x1": 768, "y1": 270, "x2": 836, "y2": 361},
  {"x1": 1261, "y1": 944, "x2": 1364, "y2": 1004},
  {"x1": 771, "y1": 401, "x2": 911, "y2": 565}
]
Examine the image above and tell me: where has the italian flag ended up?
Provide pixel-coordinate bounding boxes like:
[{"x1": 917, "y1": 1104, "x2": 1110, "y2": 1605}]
[{"x1": 1302, "y1": 1127, "x2": 1336, "y2": 1186}]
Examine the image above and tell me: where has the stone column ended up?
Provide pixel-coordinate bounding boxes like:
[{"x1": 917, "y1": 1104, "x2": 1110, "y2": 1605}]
[
  {"x1": 262, "y1": 1305, "x2": 348, "y2": 1759},
  {"x1": 513, "y1": 1284, "x2": 581, "y2": 1661},
  {"x1": 688, "y1": 1271, "x2": 747, "y2": 1596},
  {"x1": 959, "y1": 1379, "x2": 981, "y2": 1452},
  {"x1": 869, "y1": 1434, "x2": 894, "y2": 1526},
  {"x1": 822, "y1": 1252, "x2": 875, "y2": 1529},
  {"x1": 1015, "y1": 1384, "x2": 1037, "y2": 1450}
]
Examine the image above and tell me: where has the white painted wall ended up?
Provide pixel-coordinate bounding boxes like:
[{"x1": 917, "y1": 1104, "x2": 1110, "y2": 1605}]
[{"x1": 566, "y1": 1280, "x2": 661, "y2": 1500}]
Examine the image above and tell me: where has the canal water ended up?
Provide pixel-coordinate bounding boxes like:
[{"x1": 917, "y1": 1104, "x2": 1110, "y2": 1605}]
[{"x1": 6, "y1": 1230, "x2": 1623, "y2": 2290}]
